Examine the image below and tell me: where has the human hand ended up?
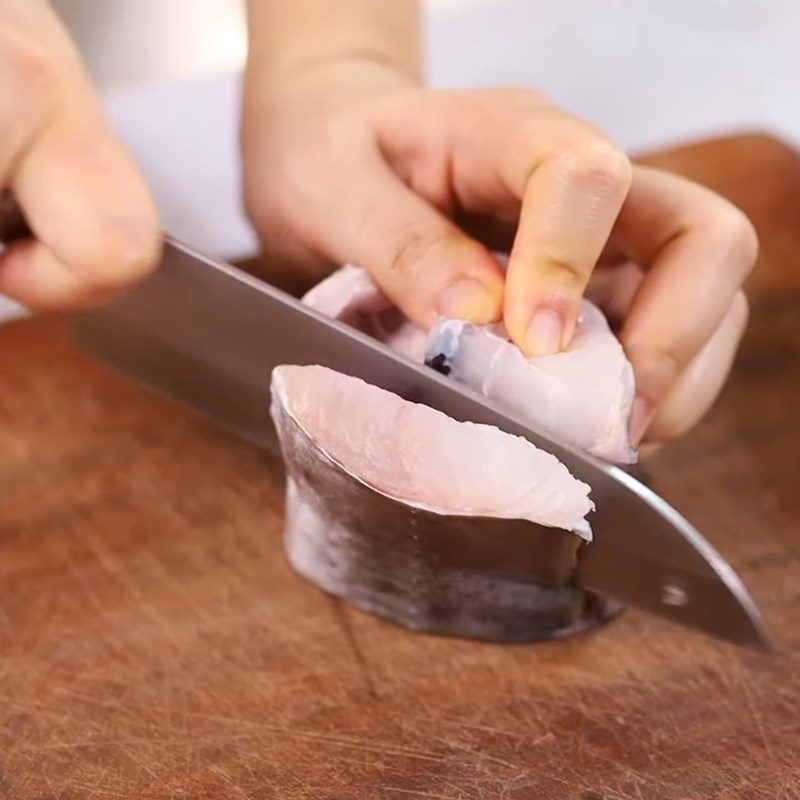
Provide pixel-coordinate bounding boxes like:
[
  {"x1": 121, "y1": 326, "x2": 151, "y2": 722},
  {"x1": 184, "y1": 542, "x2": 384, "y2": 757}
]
[
  {"x1": 241, "y1": 57, "x2": 756, "y2": 446},
  {"x1": 0, "y1": 1, "x2": 160, "y2": 310}
]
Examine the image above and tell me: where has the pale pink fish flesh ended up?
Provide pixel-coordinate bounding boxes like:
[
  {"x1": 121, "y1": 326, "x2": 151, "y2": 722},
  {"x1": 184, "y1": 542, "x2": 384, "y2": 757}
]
[
  {"x1": 304, "y1": 265, "x2": 636, "y2": 463},
  {"x1": 425, "y1": 305, "x2": 637, "y2": 463},
  {"x1": 270, "y1": 365, "x2": 593, "y2": 539}
]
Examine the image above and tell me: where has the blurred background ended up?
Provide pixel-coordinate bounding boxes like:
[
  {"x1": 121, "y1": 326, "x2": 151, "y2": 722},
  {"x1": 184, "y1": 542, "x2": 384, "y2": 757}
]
[{"x1": 1, "y1": 0, "x2": 798, "y2": 319}]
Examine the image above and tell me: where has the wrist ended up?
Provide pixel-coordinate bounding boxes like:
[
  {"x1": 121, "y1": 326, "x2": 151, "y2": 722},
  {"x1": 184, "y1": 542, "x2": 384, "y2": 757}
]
[
  {"x1": 245, "y1": 0, "x2": 422, "y2": 86},
  {"x1": 246, "y1": 48, "x2": 418, "y2": 97}
]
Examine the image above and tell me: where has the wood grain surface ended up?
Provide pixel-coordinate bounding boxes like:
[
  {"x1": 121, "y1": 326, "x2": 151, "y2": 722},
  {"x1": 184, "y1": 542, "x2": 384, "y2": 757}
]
[{"x1": 1, "y1": 134, "x2": 799, "y2": 799}]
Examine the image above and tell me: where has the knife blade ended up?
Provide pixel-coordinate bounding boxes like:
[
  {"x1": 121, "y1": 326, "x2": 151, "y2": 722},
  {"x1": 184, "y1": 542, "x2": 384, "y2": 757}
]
[{"x1": 69, "y1": 236, "x2": 772, "y2": 649}]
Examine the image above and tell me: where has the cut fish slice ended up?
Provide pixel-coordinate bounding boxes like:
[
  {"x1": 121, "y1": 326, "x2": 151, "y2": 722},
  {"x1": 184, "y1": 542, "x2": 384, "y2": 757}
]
[
  {"x1": 271, "y1": 364, "x2": 594, "y2": 539},
  {"x1": 304, "y1": 266, "x2": 636, "y2": 463},
  {"x1": 426, "y1": 304, "x2": 636, "y2": 463},
  {"x1": 274, "y1": 272, "x2": 639, "y2": 642},
  {"x1": 269, "y1": 362, "x2": 625, "y2": 642}
]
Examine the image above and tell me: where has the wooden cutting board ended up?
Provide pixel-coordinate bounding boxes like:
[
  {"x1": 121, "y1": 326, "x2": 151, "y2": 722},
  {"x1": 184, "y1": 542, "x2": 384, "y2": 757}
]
[{"x1": 1, "y1": 134, "x2": 799, "y2": 800}]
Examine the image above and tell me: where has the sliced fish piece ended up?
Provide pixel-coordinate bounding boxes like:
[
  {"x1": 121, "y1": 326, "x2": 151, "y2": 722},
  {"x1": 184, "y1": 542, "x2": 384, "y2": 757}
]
[
  {"x1": 304, "y1": 266, "x2": 636, "y2": 463},
  {"x1": 270, "y1": 363, "x2": 625, "y2": 642},
  {"x1": 283, "y1": 267, "x2": 636, "y2": 641},
  {"x1": 426, "y1": 304, "x2": 637, "y2": 463},
  {"x1": 270, "y1": 364, "x2": 593, "y2": 539}
]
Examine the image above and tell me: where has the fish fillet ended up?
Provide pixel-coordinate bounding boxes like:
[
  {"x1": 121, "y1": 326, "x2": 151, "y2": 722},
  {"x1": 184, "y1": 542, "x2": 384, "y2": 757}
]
[
  {"x1": 268, "y1": 266, "x2": 640, "y2": 641},
  {"x1": 271, "y1": 364, "x2": 623, "y2": 641},
  {"x1": 304, "y1": 266, "x2": 636, "y2": 463},
  {"x1": 426, "y1": 308, "x2": 636, "y2": 463},
  {"x1": 271, "y1": 364, "x2": 593, "y2": 539}
]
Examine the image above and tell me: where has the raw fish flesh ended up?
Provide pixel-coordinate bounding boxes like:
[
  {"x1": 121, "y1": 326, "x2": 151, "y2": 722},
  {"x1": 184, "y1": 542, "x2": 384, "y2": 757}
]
[
  {"x1": 426, "y1": 306, "x2": 636, "y2": 463},
  {"x1": 271, "y1": 364, "x2": 623, "y2": 642},
  {"x1": 271, "y1": 364, "x2": 593, "y2": 539},
  {"x1": 304, "y1": 266, "x2": 636, "y2": 463},
  {"x1": 271, "y1": 265, "x2": 637, "y2": 642}
]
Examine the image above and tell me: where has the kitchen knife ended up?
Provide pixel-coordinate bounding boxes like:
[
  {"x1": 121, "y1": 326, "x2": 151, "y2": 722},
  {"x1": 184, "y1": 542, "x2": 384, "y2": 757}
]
[{"x1": 68, "y1": 236, "x2": 772, "y2": 649}]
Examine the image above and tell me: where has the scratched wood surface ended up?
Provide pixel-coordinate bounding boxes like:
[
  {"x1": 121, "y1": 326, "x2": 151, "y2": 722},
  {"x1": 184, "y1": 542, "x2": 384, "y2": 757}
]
[{"x1": 0, "y1": 135, "x2": 799, "y2": 799}]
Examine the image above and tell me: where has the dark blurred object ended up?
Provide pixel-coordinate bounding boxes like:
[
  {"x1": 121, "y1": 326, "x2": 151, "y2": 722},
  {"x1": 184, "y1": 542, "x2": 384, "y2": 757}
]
[
  {"x1": 0, "y1": 191, "x2": 29, "y2": 244},
  {"x1": 0, "y1": 134, "x2": 799, "y2": 797}
]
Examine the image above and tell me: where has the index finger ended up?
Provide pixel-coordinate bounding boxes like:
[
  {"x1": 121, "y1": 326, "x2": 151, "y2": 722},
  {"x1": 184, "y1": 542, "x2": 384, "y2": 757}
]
[{"x1": 502, "y1": 118, "x2": 632, "y2": 356}]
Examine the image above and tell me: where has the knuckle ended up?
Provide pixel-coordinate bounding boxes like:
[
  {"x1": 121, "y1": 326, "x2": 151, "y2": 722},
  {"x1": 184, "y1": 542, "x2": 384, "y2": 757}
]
[
  {"x1": 243, "y1": 159, "x2": 295, "y2": 230},
  {"x1": 536, "y1": 249, "x2": 589, "y2": 288},
  {"x1": 245, "y1": 178, "x2": 308, "y2": 247},
  {"x1": 385, "y1": 222, "x2": 451, "y2": 278},
  {"x1": 625, "y1": 337, "x2": 688, "y2": 401},
  {"x1": 0, "y1": 28, "x2": 63, "y2": 104},
  {"x1": 731, "y1": 289, "x2": 750, "y2": 330},
  {"x1": 73, "y1": 220, "x2": 161, "y2": 293},
  {"x1": 244, "y1": 147, "x2": 338, "y2": 242},
  {"x1": 243, "y1": 184, "x2": 277, "y2": 236},
  {"x1": 553, "y1": 138, "x2": 633, "y2": 197},
  {"x1": 711, "y1": 205, "x2": 759, "y2": 277}
]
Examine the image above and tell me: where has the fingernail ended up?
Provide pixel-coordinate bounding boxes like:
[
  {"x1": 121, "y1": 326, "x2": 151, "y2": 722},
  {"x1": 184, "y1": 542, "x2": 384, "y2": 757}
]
[
  {"x1": 629, "y1": 395, "x2": 652, "y2": 445},
  {"x1": 525, "y1": 307, "x2": 564, "y2": 356},
  {"x1": 438, "y1": 278, "x2": 502, "y2": 323}
]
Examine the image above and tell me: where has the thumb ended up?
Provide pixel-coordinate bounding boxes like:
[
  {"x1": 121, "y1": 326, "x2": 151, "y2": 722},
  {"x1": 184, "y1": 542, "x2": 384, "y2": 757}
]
[{"x1": 323, "y1": 156, "x2": 505, "y2": 330}]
